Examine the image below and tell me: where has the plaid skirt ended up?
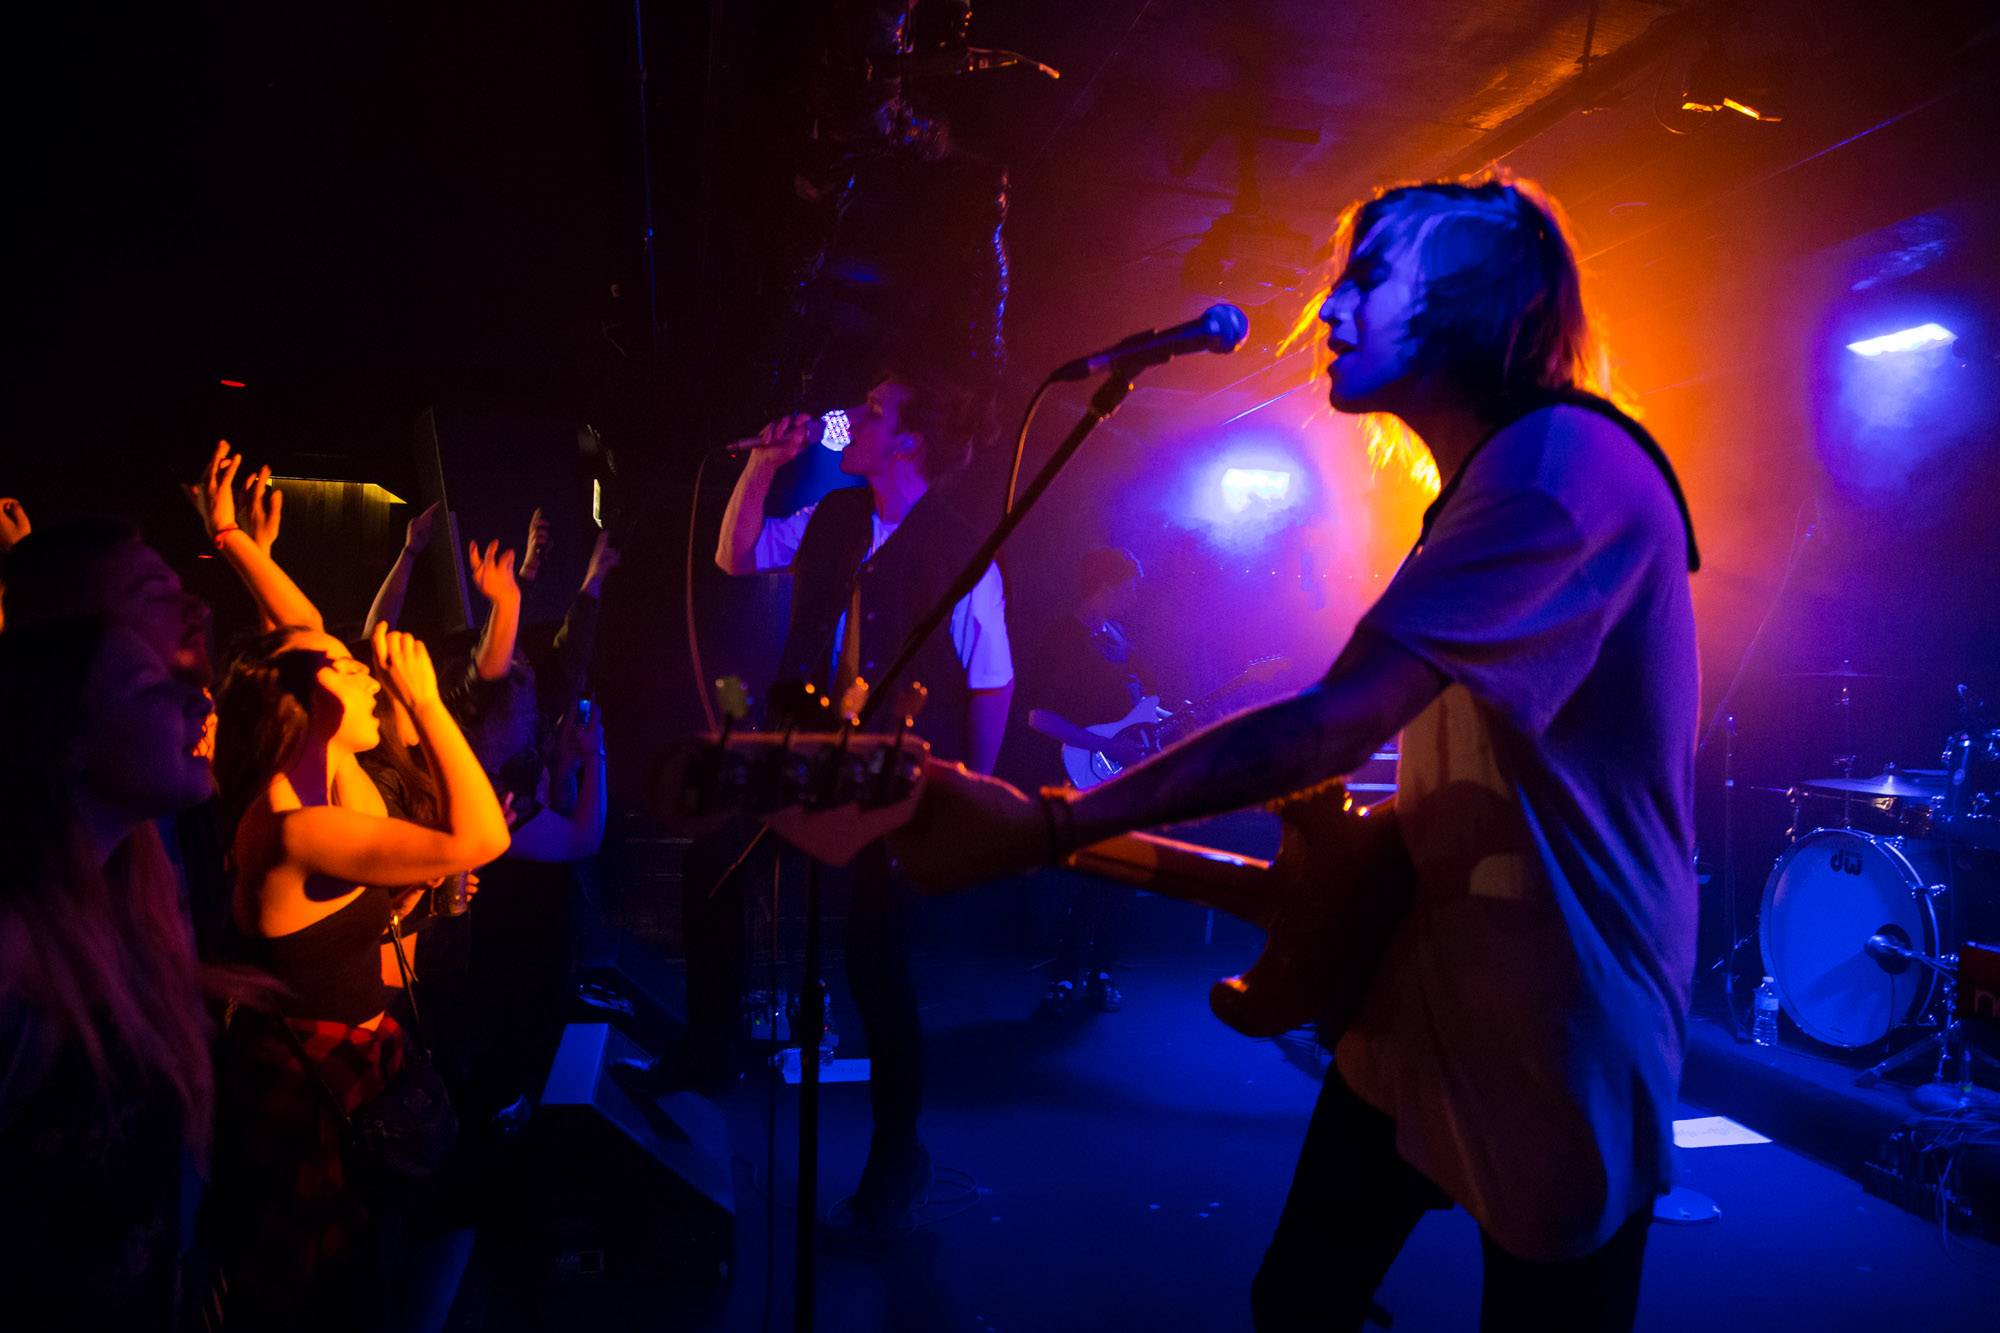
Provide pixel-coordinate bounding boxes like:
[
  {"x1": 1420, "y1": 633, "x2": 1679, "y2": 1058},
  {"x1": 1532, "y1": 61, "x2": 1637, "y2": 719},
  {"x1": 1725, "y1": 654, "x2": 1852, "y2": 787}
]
[{"x1": 214, "y1": 1010, "x2": 409, "y2": 1304}]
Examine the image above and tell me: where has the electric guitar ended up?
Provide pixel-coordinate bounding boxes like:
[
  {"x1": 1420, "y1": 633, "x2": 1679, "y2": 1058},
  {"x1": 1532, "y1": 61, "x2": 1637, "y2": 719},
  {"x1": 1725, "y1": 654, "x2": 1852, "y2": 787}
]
[
  {"x1": 659, "y1": 721, "x2": 1413, "y2": 1040},
  {"x1": 1034, "y1": 655, "x2": 1289, "y2": 789}
]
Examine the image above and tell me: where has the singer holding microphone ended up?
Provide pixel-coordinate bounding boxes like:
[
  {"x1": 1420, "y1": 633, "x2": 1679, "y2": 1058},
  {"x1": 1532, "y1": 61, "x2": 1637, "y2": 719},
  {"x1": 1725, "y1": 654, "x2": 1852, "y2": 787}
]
[{"x1": 710, "y1": 365, "x2": 1014, "y2": 1243}]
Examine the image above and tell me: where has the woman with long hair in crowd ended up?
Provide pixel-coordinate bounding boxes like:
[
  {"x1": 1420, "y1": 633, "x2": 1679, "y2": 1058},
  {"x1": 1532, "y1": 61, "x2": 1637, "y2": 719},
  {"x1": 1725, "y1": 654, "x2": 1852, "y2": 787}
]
[
  {"x1": 0, "y1": 617, "x2": 218, "y2": 1327},
  {"x1": 210, "y1": 620, "x2": 508, "y2": 1330}
]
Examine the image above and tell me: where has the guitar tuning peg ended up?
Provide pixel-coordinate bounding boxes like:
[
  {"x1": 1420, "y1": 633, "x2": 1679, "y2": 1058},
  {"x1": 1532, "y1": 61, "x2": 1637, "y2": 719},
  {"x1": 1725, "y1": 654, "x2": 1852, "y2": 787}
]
[
  {"x1": 713, "y1": 675, "x2": 750, "y2": 724},
  {"x1": 895, "y1": 681, "x2": 929, "y2": 725},
  {"x1": 838, "y1": 676, "x2": 871, "y2": 725}
]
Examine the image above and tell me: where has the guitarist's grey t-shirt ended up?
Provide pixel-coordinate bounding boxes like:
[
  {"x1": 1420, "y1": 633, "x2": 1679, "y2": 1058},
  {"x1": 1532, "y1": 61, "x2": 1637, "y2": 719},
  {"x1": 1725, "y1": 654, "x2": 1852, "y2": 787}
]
[{"x1": 1338, "y1": 404, "x2": 1698, "y2": 1264}]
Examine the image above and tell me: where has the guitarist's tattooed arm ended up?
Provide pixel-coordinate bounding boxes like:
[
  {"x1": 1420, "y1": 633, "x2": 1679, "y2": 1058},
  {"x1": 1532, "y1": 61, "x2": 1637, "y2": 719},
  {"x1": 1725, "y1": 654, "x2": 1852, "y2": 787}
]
[{"x1": 892, "y1": 629, "x2": 1444, "y2": 889}]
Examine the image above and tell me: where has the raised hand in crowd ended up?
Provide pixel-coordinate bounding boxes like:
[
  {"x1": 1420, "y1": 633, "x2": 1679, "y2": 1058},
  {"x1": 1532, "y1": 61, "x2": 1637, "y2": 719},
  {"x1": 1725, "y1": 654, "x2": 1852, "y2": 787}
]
[
  {"x1": 469, "y1": 537, "x2": 520, "y2": 607},
  {"x1": 406, "y1": 498, "x2": 441, "y2": 553},
  {"x1": 468, "y1": 536, "x2": 522, "y2": 682},
  {"x1": 518, "y1": 506, "x2": 552, "y2": 582},
  {"x1": 375, "y1": 615, "x2": 444, "y2": 712},
  {"x1": 363, "y1": 500, "x2": 442, "y2": 634},
  {"x1": 0, "y1": 496, "x2": 31, "y2": 551},
  {"x1": 579, "y1": 528, "x2": 621, "y2": 598},
  {"x1": 184, "y1": 439, "x2": 323, "y2": 632},
  {"x1": 510, "y1": 700, "x2": 608, "y2": 862},
  {"x1": 0, "y1": 496, "x2": 28, "y2": 631},
  {"x1": 239, "y1": 464, "x2": 283, "y2": 553}
]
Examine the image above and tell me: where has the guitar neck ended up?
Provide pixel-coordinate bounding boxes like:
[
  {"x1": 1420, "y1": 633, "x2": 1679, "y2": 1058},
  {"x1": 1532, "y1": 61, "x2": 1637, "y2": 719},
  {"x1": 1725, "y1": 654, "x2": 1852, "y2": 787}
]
[{"x1": 1065, "y1": 831, "x2": 1275, "y2": 928}]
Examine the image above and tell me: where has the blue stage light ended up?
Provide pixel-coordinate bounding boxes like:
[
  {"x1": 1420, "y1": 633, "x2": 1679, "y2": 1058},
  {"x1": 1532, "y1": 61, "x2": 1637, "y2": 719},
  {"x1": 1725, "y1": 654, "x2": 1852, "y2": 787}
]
[{"x1": 1845, "y1": 322, "x2": 1957, "y2": 357}]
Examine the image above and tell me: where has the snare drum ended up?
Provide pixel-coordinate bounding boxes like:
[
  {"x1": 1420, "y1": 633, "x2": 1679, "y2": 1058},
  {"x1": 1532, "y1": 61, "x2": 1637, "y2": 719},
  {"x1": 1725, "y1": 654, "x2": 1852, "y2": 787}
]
[
  {"x1": 1788, "y1": 772, "x2": 1945, "y2": 840},
  {"x1": 1759, "y1": 828, "x2": 1947, "y2": 1048}
]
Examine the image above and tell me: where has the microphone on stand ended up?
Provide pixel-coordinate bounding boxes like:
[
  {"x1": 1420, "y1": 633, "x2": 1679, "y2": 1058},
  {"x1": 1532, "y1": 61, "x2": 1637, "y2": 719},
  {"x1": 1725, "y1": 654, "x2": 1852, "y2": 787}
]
[
  {"x1": 1866, "y1": 931, "x2": 1916, "y2": 973},
  {"x1": 721, "y1": 409, "x2": 851, "y2": 457},
  {"x1": 1050, "y1": 303, "x2": 1250, "y2": 382}
]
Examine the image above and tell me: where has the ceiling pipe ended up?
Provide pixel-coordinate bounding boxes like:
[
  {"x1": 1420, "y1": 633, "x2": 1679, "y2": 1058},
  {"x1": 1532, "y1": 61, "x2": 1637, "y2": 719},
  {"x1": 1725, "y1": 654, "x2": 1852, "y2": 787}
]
[{"x1": 1439, "y1": 0, "x2": 1731, "y2": 179}]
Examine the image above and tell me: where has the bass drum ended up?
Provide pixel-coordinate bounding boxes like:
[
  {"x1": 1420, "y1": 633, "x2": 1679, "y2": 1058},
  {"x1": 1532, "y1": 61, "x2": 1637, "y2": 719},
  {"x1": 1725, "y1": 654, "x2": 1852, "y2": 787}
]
[{"x1": 1759, "y1": 829, "x2": 1946, "y2": 1049}]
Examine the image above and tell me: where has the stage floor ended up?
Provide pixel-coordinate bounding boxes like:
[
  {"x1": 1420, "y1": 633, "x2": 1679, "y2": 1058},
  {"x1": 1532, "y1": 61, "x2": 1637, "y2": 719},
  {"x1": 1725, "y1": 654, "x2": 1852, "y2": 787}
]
[{"x1": 455, "y1": 947, "x2": 1999, "y2": 1331}]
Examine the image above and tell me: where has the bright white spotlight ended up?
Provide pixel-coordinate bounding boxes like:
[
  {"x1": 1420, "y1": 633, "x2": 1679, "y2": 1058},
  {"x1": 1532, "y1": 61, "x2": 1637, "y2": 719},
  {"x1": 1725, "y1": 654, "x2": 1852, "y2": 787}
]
[
  {"x1": 1220, "y1": 467, "x2": 1293, "y2": 513},
  {"x1": 1845, "y1": 323, "x2": 1957, "y2": 357},
  {"x1": 818, "y1": 408, "x2": 851, "y2": 451}
]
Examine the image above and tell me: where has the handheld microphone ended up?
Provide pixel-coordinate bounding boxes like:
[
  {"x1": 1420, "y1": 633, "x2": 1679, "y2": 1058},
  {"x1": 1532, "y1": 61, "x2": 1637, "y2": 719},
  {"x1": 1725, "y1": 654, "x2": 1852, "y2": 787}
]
[
  {"x1": 1050, "y1": 303, "x2": 1250, "y2": 382},
  {"x1": 722, "y1": 409, "x2": 851, "y2": 457}
]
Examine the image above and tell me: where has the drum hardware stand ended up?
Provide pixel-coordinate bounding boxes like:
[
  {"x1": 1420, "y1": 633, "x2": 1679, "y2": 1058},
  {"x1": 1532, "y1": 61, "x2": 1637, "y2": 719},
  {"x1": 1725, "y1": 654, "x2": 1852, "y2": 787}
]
[
  {"x1": 1855, "y1": 943, "x2": 2000, "y2": 1106},
  {"x1": 1712, "y1": 712, "x2": 1753, "y2": 1041},
  {"x1": 1696, "y1": 499, "x2": 1820, "y2": 1039}
]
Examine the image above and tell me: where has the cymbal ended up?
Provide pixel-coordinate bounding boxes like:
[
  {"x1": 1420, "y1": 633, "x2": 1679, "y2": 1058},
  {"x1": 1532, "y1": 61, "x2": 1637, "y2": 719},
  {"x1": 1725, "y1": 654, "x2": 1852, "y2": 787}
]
[{"x1": 1797, "y1": 774, "x2": 1944, "y2": 799}]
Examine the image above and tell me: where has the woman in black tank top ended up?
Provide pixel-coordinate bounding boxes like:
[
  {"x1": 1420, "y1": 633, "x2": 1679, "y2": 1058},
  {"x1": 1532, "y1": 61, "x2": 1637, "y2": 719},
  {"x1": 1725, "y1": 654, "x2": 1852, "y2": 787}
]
[{"x1": 209, "y1": 623, "x2": 509, "y2": 1328}]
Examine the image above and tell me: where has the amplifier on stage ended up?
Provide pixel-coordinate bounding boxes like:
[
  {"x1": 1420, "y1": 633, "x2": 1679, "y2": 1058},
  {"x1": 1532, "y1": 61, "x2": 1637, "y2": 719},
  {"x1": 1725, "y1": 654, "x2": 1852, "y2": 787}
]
[{"x1": 1962, "y1": 941, "x2": 2000, "y2": 1030}]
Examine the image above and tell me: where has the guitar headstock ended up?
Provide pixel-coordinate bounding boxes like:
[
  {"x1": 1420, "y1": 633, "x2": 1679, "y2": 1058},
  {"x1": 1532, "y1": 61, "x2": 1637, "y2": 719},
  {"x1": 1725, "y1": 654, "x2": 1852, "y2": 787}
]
[
  {"x1": 1243, "y1": 654, "x2": 1289, "y2": 685},
  {"x1": 676, "y1": 730, "x2": 927, "y2": 815},
  {"x1": 657, "y1": 729, "x2": 932, "y2": 866}
]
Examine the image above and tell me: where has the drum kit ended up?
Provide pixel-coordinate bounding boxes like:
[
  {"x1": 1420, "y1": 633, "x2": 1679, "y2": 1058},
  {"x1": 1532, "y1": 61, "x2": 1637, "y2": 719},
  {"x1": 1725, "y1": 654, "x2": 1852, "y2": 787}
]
[{"x1": 1751, "y1": 667, "x2": 2000, "y2": 1098}]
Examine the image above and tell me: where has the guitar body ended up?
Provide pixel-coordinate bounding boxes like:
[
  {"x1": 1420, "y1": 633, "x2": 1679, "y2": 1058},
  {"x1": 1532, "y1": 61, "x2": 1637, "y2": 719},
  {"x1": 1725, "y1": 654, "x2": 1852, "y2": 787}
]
[
  {"x1": 1054, "y1": 657, "x2": 1287, "y2": 791},
  {"x1": 1059, "y1": 696, "x2": 1166, "y2": 788},
  {"x1": 1067, "y1": 781, "x2": 1414, "y2": 1039}
]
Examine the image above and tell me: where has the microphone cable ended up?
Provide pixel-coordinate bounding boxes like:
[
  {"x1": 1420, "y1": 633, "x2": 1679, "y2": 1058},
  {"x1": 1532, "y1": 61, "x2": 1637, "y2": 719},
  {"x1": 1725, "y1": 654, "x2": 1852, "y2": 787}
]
[
  {"x1": 686, "y1": 447, "x2": 722, "y2": 733},
  {"x1": 1004, "y1": 374, "x2": 1057, "y2": 519}
]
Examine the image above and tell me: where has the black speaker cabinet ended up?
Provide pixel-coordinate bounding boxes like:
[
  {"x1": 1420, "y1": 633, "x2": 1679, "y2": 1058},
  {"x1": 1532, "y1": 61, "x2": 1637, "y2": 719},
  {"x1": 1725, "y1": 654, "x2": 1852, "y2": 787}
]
[
  {"x1": 531, "y1": 1023, "x2": 735, "y2": 1295},
  {"x1": 574, "y1": 928, "x2": 689, "y2": 1055}
]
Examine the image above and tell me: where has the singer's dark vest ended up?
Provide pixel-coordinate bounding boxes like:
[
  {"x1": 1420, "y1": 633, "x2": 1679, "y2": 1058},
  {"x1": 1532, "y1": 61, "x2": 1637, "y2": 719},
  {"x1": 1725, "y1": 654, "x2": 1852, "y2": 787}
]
[{"x1": 773, "y1": 484, "x2": 986, "y2": 764}]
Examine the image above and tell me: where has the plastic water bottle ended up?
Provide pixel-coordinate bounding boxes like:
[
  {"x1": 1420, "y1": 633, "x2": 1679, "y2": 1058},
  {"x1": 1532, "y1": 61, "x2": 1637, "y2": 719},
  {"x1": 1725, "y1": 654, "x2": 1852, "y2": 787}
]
[{"x1": 1752, "y1": 976, "x2": 1781, "y2": 1048}]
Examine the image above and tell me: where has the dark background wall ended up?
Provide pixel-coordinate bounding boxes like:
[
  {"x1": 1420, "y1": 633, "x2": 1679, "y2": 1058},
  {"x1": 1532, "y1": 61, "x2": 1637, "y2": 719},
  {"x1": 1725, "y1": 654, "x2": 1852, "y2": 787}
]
[{"x1": 11, "y1": 3, "x2": 2000, "y2": 941}]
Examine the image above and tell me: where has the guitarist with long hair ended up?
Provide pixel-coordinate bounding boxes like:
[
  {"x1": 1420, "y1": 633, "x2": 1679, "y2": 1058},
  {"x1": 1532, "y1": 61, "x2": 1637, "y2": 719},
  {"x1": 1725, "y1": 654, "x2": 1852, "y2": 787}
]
[{"x1": 897, "y1": 174, "x2": 1700, "y2": 1330}]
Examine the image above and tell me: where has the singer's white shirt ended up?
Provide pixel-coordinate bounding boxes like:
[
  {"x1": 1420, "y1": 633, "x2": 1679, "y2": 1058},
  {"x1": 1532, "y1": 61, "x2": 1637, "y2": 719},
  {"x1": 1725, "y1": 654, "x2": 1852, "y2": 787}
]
[
  {"x1": 1337, "y1": 404, "x2": 1699, "y2": 1263},
  {"x1": 753, "y1": 501, "x2": 1014, "y2": 690}
]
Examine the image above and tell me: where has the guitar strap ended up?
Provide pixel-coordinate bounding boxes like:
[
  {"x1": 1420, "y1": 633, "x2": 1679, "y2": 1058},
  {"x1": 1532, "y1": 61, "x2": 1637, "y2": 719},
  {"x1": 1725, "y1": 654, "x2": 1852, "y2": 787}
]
[{"x1": 1416, "y1": 390, "x2": 1700, "y2": 573}]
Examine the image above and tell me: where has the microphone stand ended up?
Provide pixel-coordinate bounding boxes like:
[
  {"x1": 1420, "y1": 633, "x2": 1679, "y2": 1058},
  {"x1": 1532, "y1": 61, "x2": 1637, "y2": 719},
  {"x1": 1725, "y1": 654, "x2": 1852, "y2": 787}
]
[
  {"x1": 1719, "y1": 712, "x2": 1742, "y2": 1041},
  {"x1": 795, "y1": 856, "x2": 823, "y2": 1333},
  {"x1": 857, "y1": 368, "x2": 1142, "y2": 729},
  {"x1": 788, "y1": 365, "x2": 1141, "y2": 1331}
]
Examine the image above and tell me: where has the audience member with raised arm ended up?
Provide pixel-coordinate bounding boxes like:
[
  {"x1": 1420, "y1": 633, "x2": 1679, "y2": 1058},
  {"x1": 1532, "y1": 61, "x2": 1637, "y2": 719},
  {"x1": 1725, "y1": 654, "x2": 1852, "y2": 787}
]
[
  {"x1": 364, "y1": 499, "x2": 442, "y2": 635},
  {"x1": 186, "y1": 440, "x2": 323, "y2": 634},
  {"x1": 210, "y1": 621, "x2": 507, "y2": 1330}
]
